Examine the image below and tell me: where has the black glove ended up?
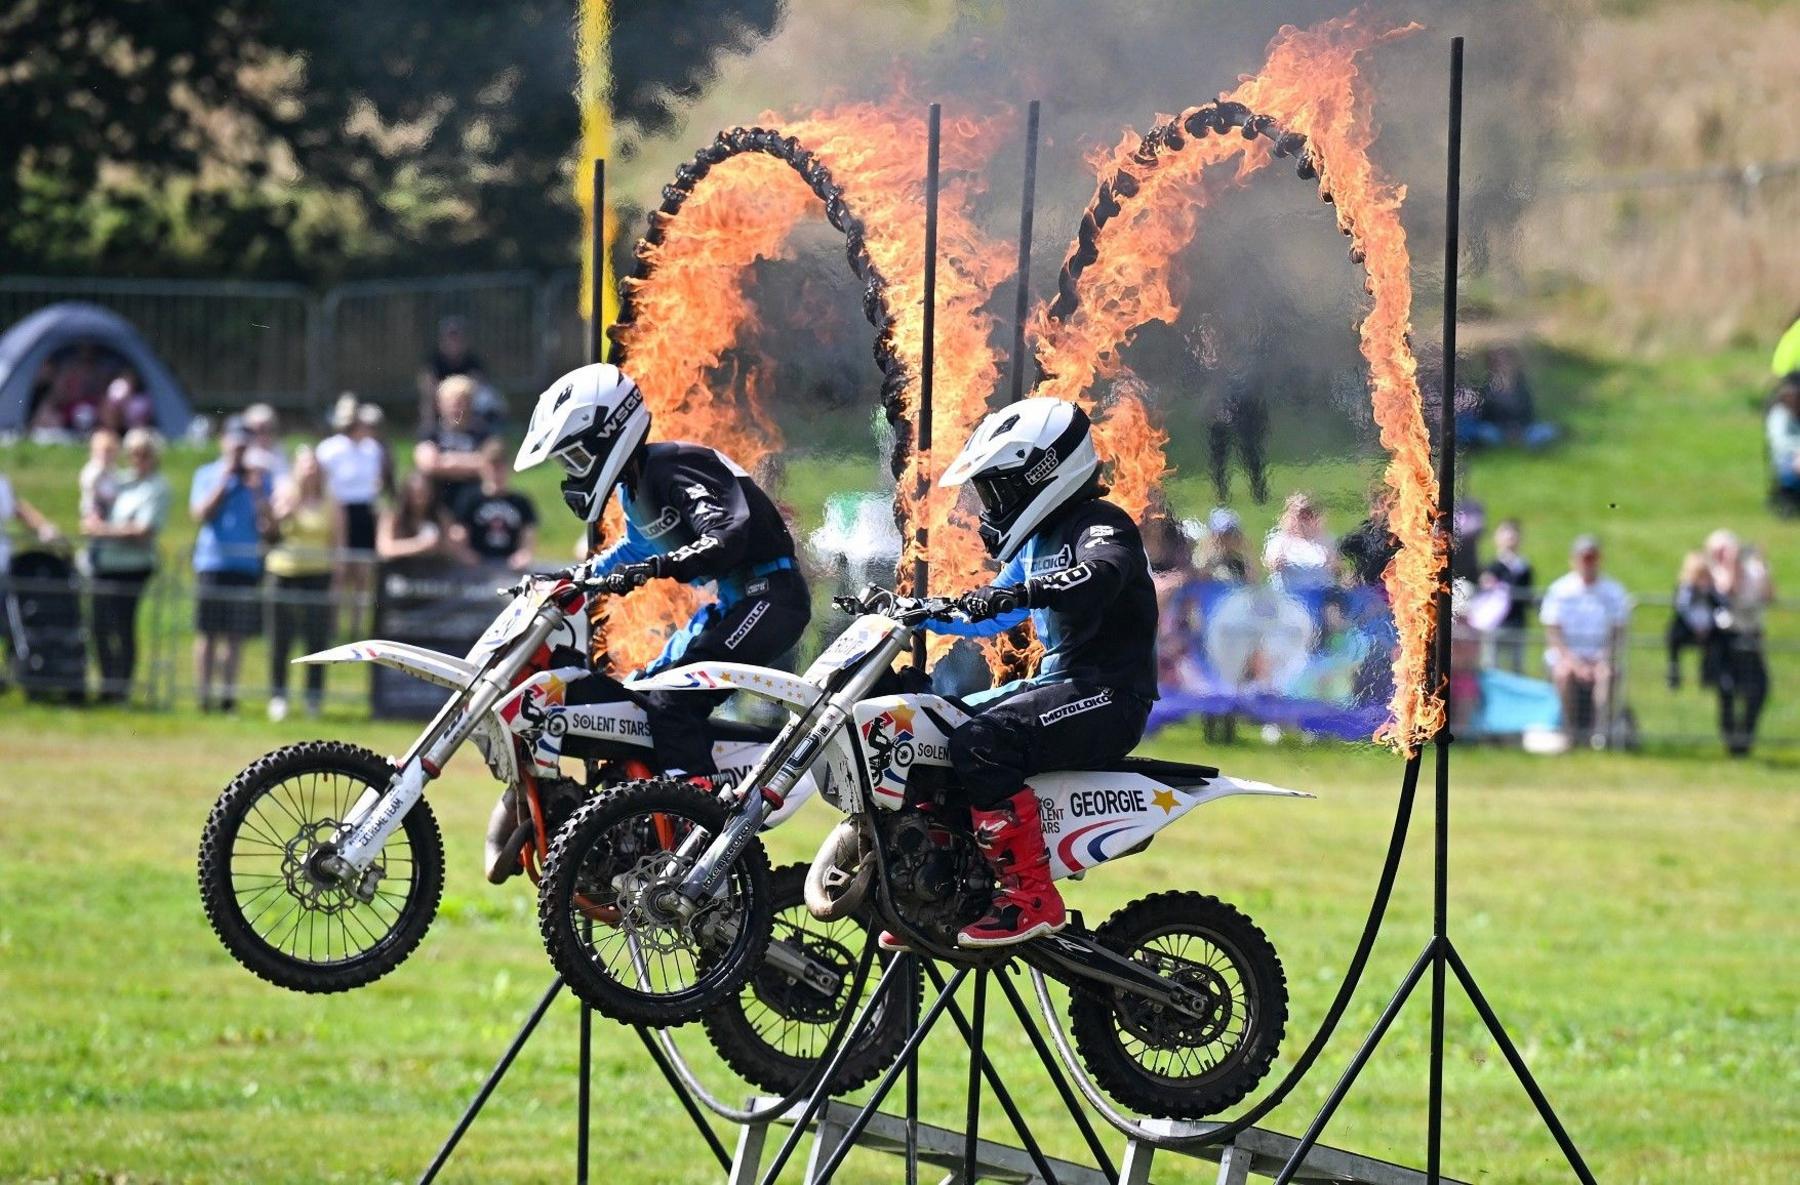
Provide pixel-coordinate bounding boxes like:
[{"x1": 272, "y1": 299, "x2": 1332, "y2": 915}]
[
  {"x1": 595, "y1": 560, "x2": 661, "y2": 595},
  {"x1": 956, "y1": 585, "x2": 1025, "y2": 621}
]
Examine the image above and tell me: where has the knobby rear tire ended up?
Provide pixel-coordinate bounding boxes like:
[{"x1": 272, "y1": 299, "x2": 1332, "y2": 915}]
[
  {"x1": 700, "y1": 863, "x2": 919, "y2": 1095},
  {"x1": 197, "y1": 740, "x2": 444, "y2": 993},
  {"x1": 1068, "y1": 890, "x2": 1287, "y2": 1119}
]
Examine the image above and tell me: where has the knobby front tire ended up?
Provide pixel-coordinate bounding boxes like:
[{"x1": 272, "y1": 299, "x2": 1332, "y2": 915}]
[
  {"x1": 198, "y1": 740, "x2": 444, "y2": 993},
  {"x1": 538, "y1": 778, "x2": 771, "y2": 1027}
]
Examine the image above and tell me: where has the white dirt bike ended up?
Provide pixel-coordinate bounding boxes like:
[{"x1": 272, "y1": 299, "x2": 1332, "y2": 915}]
[
  {"x1": 537, "y1": 586, "x2": 1312, "y2": 1118},
  {"x1": 195, "y1": 572, "x2": 917, "y2": 1093}
]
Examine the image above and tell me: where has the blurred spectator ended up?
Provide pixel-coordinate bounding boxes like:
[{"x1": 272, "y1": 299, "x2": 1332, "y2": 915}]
[
  {"x1": 1337, "y1": 490, "x2": 1399, "y2": 589},
  {"x1": 242, "y1": 403, "x2": 289, "y2": 484},
  {"x1": 317, "y1": 394, "x2": 389, "y2": 634},
  {"x1": 1665, "y1": 551, "x2": 1721, "y2": 691},
  {"x1": 1766, "y1": 375, "x2": 1800, "y2": 514},
  {"x1": 418, "y1": 315, "x2": 503, "y2": 429},
  {"x1": 414, "y1": 375, "x2": 493, "y2": 507},
  {"x1": 1446, "y1": 581, "x2": 1482, "y2": 734},
  {"x1": 1208, "y1": 383, "x2": 1269, "y2": 506},
  {"x1": 377, "y1": 472, "x2": 448, "y2": 563},
  {"x1": 189, "y1": 423, "x2": 273, "y2": 713},
  {"x1": 1143, "y1": 508, "x2": 1197, "y2": 592},
  {"x1": 30, "y1": 342, "x2": 113, "y2": 438},
  {"x1": 1195, "y1": 507, "x2": 1253, "y2": 583},
  {"x1": 76, "y1": 429, "x2": 121, "y2": 563},
  {"x1": 1705, "y1": 529, "x2": 1774, "y2": 757},
  {"x1": 448, "y1": 439, "x2": 538, "y2": 571},
  {"x1": 1540, "y1": 534, "x2": 1632, "y2": 749},
  {"x1": 1479, "y1": 517, "x2": 1534, "y2": 673},
  {"x1": 0, "y1": 470, "x2": 63, "y2": 569},
  {"x1": 1262, "y1": 492, "x2": 1335, "y2": 594},
  {"x1": 265, "y1": 447, "x2": 340, "y2": 721},
  {"x1": 1451, "y1": 500, "x2": 1484, "y2": 582},
  {"x1": 103, "y1": 371, "x2": 154, "y2": 432},
  {"x1": 1463, "y1": 347, "x2": 1557, "y2": 450},
  {"x1": 82, "y1": 428, "x2": 168, "y2": 702}
]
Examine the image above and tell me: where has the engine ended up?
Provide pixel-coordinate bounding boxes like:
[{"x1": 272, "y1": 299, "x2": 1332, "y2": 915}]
[{"x1": 877, "y1": 809, "x2": 993, "y2": 945}]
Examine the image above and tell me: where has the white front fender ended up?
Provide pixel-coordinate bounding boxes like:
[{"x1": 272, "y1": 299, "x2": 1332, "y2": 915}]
[
  {"x1": 628, "y1": 662, "x2": 821, "y2": 712},
  {"x1": 294, "y1": 641, "x2": 475, "y2": 692}
]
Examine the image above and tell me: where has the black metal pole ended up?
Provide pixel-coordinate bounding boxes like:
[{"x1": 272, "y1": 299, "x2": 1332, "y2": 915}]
[
  {"x1": 417, "y1": 976, "x2": 566, "y2": 1185},
  {"x1": 1428, "y1": 37, "x2": 1464, "y2": 1185},
  {"x1": 963, "y1": 969, "x2": 986, "y2": 1183},
  {"x1": 581, "y1": 158, "x2": 605, "y2": 1164},
  {"x1": 576, "y1": 922, "x2": 593, "y2": 1184},
  {"x1": 1007, "y1": 99, "x2": 1042, "y2": 403},
  {"x1": 630, "y1": 1027, "x2": 732, "y2": 1170},
  {"x1": 808, "y1": 964, "x2": 971, "y2": 1185},
  {"x1": 589, "y1": 159, "x2": 606, "y2": 367},
  {"x1": 758, "y1": 953, "x2": 916, "y2": 1185},
  {"x1": 993, "y1": 966, "x2": 1118, "y2": 1179},
  {"x1": 911, "y1": 103, "x2": 940, "y2": 670},
  {"x1": 1270, "y1": 942, "x2": 1437, "y2": 1185},
  {"x1": 1446, "y1": 943, "x2": 1600, "y2": 1185},
  {"x1": 904, "y1": 956, "x2": 920, "y2": 1185}
]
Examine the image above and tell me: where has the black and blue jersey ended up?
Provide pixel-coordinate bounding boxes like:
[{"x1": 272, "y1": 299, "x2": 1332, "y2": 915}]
[{"x1": 931, "y1": 496, "x2": 1159, "y2": 703}]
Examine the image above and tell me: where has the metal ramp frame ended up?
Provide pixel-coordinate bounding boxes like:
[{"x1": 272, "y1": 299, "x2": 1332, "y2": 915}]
[{"x1": 728, "y1": 1096, "x2": 1473, "y2": 1185}]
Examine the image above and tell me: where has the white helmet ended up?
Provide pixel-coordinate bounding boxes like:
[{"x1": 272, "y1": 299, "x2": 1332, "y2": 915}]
[
  {"x1": 515, "y1": 363, "x2": 650, "y2": 522},
  {"x1": 939, "y1": 396, "x2": 1100, "y2": 562}
]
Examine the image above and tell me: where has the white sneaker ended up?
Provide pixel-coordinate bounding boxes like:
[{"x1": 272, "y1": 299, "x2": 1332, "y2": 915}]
[{"x1": 267, "y1": 696, "x2": 289, "y2": 722}]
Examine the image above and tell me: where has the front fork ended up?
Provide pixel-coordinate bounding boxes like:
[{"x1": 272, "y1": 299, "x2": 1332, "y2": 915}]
[{"x1": 321, "y1": 605, "x2": 567, "y2": 885}]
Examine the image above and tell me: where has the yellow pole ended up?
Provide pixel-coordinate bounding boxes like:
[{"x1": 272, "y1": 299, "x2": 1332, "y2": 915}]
[{"x1": 576, "y1": 0, "x2": 615, "y2": 333}]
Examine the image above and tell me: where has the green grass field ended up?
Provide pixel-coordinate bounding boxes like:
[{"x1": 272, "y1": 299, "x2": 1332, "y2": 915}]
[
  {"x1": 2, "y1": 344, "x2": 1796, "y2": 1181},
  {"x1": 1, "y1": 704, "x2": 1795, "y2": 1184}
]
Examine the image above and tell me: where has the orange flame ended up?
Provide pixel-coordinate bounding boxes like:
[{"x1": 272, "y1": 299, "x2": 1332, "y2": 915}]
[
  {"x1": 1029, "y1": 12, "x2": 1444, "y2": 751},
  {"x1": 779, "y1": 102, "x2": 1015, "y2": 625},
  {"x1": 603, "y1": 101, "x2": 1013, "y2": 670}
]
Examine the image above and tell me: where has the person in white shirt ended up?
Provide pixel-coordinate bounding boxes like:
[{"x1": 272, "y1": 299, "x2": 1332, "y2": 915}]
[
  {"x1": 314, "y1": 395, "x2": 390, "y2": 635},
  {"x1": 1539, "y1": 534, "x2": 1634, "y2": 748},
  {"x1": 1262, "y1": 491, "x2": 1335, "y2": 594}
]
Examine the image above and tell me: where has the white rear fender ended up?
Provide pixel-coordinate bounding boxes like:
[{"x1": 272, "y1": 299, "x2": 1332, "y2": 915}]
[
  {"x1": 1032, "y1": 770, "x2": 1312, "y2": 881},
  {"x1": 295, "y1": 641, "x2": 475, "y2": 691},
  {"x1": 628, "y1": 662, "x2": 821, "y2": 713}
]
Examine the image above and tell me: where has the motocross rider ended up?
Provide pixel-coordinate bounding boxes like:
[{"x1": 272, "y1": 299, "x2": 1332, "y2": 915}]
[
  {"x1": 486, "y1": 362, "x2": 810, "y2": 882},
  {"x1": 921, "y1": 396, "x2": 1159, "y2": 947}
]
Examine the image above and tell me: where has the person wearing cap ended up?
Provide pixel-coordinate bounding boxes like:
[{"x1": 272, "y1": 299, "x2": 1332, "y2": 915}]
[
  {"x1": 1196, "y1": 507, "x2": 1253, "y2": 584},
  {"x1": 241, "y1": 403, "x2": 289, "y2": 485},
  {"x1": 1539, "y1": 535, "x2": 1633, "y2": 749},
  {"x1": 189, "y1": 420, "x2": 273, "y2": 712},
  {"x1": 316, "y1": 394, "x2": 389, "y2": 634}
]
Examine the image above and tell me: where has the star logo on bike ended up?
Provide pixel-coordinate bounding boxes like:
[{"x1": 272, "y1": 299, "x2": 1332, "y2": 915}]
[{"x1": 1151, "y1": 787, "x2": 1179, "y2": 815}]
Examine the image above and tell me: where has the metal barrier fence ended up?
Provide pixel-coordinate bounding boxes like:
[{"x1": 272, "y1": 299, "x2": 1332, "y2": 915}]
[
  {"x1": 1, "y1": 271, "x2": 583, "y2": 419},
  {"x1": 4, "y1": 563, "x2": 1793, "y2": 751}
]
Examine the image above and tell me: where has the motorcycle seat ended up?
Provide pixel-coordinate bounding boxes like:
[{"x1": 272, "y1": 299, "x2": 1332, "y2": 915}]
[{"x1": 1103, "y1": 755, "x2": 1219, "y2": 787}]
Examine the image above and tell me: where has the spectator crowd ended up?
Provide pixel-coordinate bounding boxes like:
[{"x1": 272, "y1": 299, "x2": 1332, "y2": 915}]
[{"x1": 2, "y1": 319, "x2": 547, "y2": 719}]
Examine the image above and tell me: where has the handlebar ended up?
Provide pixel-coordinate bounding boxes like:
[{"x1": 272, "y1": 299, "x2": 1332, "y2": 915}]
[{"x1": 834, "y1": 585, "x2": 977, "y2": 627}]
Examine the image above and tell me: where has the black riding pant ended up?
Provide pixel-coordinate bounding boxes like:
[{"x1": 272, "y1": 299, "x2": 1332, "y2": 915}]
[
  {"x1": 641, "y1": 572, "x2": 810, "y2": 775},
  {"x1": 949, "y1": 679, "x2": 1153, "y2": 810}
]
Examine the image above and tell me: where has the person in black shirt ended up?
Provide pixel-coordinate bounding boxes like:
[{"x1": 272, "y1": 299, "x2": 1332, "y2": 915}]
[
  {"x1": 1478, "y1": 517, "x2": 1533, "y2": 672},
  {"x1": 417, "y1": 315, "x2": 487, "y2": 423},
  {"x1": 414, "y1": 375, "x2": 494, "y2": 509},
  {"x1": 924, "y1": 397, "x2": 1158, "y2": 948},
  {"x1": 448, "y1": 440, "x2": 537, "y2": 571}
]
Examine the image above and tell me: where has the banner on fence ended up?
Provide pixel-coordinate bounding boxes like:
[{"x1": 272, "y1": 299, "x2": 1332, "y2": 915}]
[
  {"x1": 371, "y1": 561, "x2": 508, "y2": 719},
  {"x1": 1149, "y1": 580, "x2": 1398, "y2": 741}
]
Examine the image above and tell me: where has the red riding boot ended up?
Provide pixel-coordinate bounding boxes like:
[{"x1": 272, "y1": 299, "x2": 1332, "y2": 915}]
[{"x1": 958, "y1": 789, "x2": 1067, "y2": 948}]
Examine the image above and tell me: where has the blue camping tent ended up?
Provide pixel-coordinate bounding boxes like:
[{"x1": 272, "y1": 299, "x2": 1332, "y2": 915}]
[{"x1": 0, "y1": 303, "x2": 194, "y2": 436}]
